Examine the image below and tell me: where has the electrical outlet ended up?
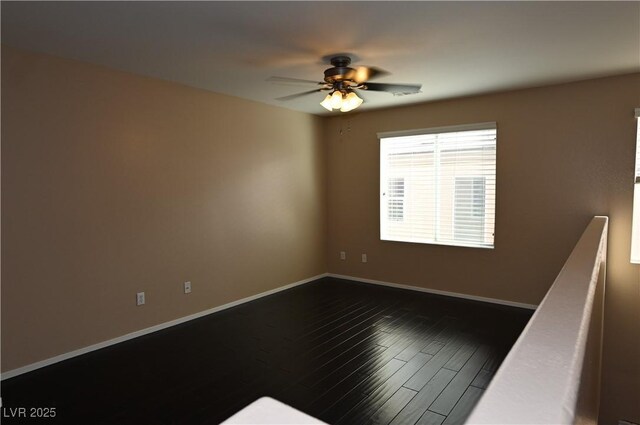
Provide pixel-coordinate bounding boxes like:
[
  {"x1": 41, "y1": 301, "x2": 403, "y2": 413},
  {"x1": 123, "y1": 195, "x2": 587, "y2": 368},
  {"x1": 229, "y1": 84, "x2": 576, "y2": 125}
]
[
  {"x1": 362, "y1": 254, "x2": 367, "y2": 263},
  {"x1": 184, "y1": 281, "x2": 192, "y2": 294},
  {"x1": 136, "y1": 292, "x2": 145, "y2": 306},
  {"x1": 340, "y1": 251, "x2": 346, "y2": 260}
]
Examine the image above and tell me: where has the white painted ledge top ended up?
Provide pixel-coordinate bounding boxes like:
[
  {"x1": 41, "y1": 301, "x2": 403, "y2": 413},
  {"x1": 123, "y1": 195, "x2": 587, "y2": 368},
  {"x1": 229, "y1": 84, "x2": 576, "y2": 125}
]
[{"x1": 221, "y1": 397, "x2": 328, "y2": 425}]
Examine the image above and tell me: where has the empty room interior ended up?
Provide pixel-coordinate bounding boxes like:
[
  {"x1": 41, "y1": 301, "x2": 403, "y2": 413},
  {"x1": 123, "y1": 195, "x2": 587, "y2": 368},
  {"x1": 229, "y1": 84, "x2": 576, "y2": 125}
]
[{"x1": 1, "y1": 2, "x2": 639, "y2": 424}]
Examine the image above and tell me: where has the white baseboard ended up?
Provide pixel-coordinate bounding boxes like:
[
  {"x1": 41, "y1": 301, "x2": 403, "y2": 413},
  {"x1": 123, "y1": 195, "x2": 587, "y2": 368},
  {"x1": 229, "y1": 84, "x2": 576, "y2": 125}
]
[
  {"x1": 328, "y1": 273, "x2": 538, "y2": 310},
  {"x1": 1, "y1": 273, "x2": 329, "y2": 381},
  {"x1": 2, "y1": 271, "x2": 534, "y2": 380}
]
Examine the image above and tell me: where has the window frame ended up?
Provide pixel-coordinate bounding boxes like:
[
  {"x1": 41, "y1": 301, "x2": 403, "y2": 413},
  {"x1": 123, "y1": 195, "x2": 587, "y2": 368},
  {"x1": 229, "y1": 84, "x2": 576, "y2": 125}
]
[{"x1": 631, "y1": 108, "x2": 640, "y2": 263}]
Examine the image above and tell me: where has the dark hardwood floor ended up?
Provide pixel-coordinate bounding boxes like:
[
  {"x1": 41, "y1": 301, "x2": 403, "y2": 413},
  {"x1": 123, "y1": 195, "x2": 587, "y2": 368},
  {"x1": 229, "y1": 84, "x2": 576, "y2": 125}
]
[{"x1": 1, "y1": 277, "x2": 532, "y2": 424}]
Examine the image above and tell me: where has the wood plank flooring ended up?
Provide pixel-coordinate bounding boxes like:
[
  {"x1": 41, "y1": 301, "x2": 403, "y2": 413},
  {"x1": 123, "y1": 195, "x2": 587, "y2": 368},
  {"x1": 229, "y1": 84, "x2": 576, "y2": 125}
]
[{"x1": 0, "y1": 277, "x2": 532, "y2": 424}]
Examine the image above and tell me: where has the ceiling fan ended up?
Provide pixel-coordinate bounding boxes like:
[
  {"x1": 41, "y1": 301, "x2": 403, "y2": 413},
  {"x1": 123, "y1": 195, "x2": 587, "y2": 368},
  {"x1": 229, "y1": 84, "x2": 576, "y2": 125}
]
[{"x1": 268, "y1": 55, "x2": 422, "y2": 112}]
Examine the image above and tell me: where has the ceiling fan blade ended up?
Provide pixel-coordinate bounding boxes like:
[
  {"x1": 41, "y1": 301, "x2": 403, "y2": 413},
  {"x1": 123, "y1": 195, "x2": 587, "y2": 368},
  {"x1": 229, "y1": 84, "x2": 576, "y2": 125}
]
[
  {"x1": 267, "y1": 76, "x2": 324, "y2": 86},
  {"x1": 276, "y1": 89, "x2": 324, "y2": 101},
  {"x1": 361, "y1": 82, "x2": 422, "y2": 95},
  {"x1": 349, "y1": 66, "x2": 389, "y2": 84}
]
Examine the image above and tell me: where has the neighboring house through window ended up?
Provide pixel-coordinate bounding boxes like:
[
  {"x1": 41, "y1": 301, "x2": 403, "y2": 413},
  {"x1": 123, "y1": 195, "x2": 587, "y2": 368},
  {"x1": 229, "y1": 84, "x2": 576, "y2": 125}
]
[
  {"x1": 388, "y1": 177, "x2": 405, "y2": 222},
  {"x1": 454, "y1": 176, "x2": 486, "y2": 243}
]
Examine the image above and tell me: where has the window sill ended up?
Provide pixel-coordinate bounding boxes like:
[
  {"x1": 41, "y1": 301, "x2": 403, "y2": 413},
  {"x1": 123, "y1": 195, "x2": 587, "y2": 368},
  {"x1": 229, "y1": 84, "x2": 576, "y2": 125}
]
[{"x1": 380, "y1": 237, "x2": 494, "y2": 249}]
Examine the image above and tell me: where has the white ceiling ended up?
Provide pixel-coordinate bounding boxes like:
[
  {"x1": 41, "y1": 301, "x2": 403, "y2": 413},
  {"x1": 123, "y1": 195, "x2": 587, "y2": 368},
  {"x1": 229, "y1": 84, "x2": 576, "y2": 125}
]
[{"x1": 2, "y1": 1, "x2": 639, "y2": 115}]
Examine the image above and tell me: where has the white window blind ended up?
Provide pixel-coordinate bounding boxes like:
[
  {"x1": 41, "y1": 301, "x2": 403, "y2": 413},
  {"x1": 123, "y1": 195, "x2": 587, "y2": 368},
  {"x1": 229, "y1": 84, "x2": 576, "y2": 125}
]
[
  {"x1": 631, "y1": 108, "x2": 640, "y2": 263},
  {"x1": 379, "y1": 123, "x2": 496, "y2": 248}
]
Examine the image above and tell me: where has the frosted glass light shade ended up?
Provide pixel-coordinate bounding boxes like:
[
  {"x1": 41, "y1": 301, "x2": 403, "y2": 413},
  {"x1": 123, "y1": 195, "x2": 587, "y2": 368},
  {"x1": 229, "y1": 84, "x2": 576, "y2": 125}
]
[
  {"x1": 340, "y1": 92, "x2": 363, "y2": 112},
  {"x1": 330, "y1": 91, "x2": 343, "y2": 109},
  {"x1": 320, "y1": 94, "x2": 333, "y2": 111}
]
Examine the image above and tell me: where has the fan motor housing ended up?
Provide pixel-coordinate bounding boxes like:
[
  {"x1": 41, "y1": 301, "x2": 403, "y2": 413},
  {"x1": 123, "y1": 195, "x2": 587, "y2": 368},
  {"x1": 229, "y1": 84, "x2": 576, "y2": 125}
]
[
  {"x1": 324, "y1": 67, "x2": 354, "y2": 83},
  {"x1": 324, "y1": 55, "x2": 355, "y2": 83}
]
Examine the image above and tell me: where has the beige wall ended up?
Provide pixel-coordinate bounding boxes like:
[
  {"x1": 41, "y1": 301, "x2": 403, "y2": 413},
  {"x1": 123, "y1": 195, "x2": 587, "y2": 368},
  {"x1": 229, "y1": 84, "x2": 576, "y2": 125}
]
[
  {"x1": 1, "y1": 46, "x2": 327, "y2": 372},
  {"x1": 325, "y1": 74, "x2": 639, "y2": 424},
  {"x1": 2, "y1": 45, "x2": 639, "y2": 423}
]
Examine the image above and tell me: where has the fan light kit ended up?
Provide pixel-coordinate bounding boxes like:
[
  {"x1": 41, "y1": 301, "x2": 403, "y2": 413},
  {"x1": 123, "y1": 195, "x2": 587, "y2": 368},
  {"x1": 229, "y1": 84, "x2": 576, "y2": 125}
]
[
  {"x1": 320, "y1": 91, "x2": 363, "y2": 112},
  {"x1": 269, "y1": 55, "x2": 422, "y2": 113}
]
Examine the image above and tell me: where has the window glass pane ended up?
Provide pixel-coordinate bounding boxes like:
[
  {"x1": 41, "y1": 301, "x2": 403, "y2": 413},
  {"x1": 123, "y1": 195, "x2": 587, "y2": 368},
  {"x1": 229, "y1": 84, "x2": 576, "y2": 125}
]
[{"x1": 380, "y1": 124, "x2": 496, "y2": 248}]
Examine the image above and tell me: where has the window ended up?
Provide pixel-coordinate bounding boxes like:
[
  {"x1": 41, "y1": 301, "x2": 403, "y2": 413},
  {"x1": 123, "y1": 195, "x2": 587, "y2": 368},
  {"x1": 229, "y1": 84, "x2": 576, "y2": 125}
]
[
  {"x1": 631, "y1": 108, "x2": 640, "y2": 263},
  {"x1": 379, "y1": 122, "x2": 496, "y2": 248}
]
